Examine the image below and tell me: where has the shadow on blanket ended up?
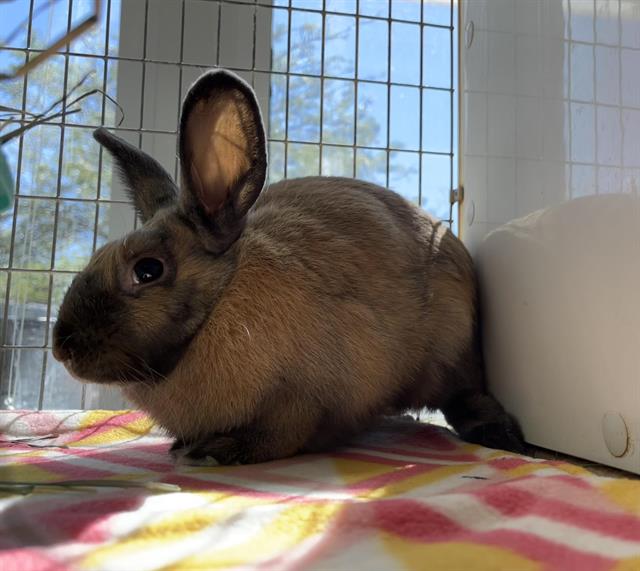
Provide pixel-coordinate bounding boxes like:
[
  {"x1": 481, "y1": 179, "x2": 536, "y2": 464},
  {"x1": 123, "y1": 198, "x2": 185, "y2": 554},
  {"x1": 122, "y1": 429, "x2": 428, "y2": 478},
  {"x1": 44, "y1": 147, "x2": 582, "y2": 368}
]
[{"x1": 1, "y1": 412, "x2": 640, "y2": 571}]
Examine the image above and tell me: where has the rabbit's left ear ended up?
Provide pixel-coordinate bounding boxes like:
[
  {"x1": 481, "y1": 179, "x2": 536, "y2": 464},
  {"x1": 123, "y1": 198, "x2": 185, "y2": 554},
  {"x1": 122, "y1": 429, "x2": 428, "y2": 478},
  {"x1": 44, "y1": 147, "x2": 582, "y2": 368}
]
[
  {"x1": 93, "y1": 128, "x2": 178, "y2": 223},
  {"x1": 179, "y1": 70, "x2": 267, "y2": 254}
]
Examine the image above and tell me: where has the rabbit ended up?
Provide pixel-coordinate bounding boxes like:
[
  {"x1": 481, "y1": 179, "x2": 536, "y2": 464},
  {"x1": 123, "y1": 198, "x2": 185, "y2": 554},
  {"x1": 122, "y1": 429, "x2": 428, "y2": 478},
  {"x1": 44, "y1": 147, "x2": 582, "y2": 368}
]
[{"x1": 52, "y1": 69, "x2": 524, "y2": 465}]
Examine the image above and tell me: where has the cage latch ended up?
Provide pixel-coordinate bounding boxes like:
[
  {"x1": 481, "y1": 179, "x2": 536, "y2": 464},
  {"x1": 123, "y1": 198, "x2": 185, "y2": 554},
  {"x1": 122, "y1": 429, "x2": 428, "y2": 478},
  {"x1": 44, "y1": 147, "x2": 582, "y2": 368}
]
[{"x1": 450, "y1": 185, "x2": 464, "y2": 205}]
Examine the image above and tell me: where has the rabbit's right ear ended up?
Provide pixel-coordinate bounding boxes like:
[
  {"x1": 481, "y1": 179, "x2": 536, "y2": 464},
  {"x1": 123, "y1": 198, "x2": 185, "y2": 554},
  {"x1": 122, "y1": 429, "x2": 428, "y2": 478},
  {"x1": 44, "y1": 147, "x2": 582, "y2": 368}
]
[{"x1": 179, "y1": 70, "x2": 267, "y2": 254}]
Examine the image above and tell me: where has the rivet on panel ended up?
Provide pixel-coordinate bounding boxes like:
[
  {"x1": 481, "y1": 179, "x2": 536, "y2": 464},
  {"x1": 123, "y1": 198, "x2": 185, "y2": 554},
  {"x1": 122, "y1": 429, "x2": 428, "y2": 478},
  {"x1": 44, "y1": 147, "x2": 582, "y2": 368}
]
[
  {"x1": 602, "y1": 412, "x2": 629, "y2": 458},
  {"x1": 465, "y1": 21, "x2": 474, "y2": 49},
  {"x1": 467, "y1": 200, "x2": 475, "y2": 226}
]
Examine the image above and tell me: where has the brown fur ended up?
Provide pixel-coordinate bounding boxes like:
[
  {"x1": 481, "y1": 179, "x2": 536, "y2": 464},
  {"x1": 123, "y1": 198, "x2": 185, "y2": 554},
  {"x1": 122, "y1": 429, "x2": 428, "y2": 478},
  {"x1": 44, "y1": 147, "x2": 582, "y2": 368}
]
[{"x1": 53, "y1": 70, "x2": 524, "y2": 464}]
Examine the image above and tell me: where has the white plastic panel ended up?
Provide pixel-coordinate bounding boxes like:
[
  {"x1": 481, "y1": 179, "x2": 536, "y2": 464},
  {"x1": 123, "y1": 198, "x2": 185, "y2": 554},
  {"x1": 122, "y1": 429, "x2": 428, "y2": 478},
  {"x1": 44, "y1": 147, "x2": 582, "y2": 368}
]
[{"x1": 461, "y1": 0, "x2": 640, "y2": 473}]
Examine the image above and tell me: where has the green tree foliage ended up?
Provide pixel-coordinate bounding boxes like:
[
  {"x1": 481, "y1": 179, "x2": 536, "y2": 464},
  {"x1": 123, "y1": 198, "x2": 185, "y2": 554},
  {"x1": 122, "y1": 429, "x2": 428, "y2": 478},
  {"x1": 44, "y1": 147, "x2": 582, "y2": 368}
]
[
  {"x1": 268, "y1": 15, "x2": 404, "y2": 183},
  {"x1": 1, "y1": 10, "x2": 412, "y2": 309},
  {"x1": 1, "y1": 40, "x2": 118, "y2": 307}
]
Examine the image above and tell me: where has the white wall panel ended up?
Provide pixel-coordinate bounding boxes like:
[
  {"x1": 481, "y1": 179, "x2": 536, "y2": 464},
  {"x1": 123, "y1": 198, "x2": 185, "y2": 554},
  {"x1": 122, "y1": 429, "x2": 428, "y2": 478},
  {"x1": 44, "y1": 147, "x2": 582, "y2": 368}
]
[{"x1": 462, "y1": 0, "x2": 640, "y2": 473}]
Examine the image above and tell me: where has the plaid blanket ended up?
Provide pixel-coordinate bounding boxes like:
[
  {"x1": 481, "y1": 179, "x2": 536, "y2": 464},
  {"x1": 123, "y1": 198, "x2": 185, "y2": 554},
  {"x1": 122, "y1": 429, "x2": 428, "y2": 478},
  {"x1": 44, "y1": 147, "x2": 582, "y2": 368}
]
[{"x1": 0, "y1": 410, "x2": 639, "y2": 571}]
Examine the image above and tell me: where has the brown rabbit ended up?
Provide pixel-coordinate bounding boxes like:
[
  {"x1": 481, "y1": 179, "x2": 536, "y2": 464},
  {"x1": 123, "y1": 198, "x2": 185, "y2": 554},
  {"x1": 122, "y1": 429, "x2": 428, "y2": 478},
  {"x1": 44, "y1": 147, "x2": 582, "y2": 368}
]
[{"x1": 52, "y1": 70, "x2": 524, "y2": 465}]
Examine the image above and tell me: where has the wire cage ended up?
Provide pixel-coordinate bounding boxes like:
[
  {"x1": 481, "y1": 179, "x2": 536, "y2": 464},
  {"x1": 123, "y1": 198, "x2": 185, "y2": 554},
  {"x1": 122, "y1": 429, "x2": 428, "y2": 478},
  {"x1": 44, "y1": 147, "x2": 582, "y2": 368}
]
[{"x1": 0, "y1": 0, "x2": 458, "y2": 410}]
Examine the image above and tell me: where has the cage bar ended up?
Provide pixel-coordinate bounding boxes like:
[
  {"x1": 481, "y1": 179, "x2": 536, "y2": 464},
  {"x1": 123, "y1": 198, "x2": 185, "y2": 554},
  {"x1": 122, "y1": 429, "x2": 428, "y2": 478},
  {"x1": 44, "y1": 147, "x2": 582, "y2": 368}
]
[{"x1": 0, "y1": 0, "x2": 457, "y2": 410}]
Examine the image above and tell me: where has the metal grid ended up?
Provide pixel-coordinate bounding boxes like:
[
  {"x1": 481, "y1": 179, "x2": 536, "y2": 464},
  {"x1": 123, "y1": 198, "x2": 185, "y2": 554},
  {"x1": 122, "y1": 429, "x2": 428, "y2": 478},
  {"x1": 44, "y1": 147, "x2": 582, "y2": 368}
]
[
  {"x1": 0, "y1": 0, "x2": 458, "y2": 410},
  {"x1": 566, "y1": 0, "x2": 634, "y2": 199}
]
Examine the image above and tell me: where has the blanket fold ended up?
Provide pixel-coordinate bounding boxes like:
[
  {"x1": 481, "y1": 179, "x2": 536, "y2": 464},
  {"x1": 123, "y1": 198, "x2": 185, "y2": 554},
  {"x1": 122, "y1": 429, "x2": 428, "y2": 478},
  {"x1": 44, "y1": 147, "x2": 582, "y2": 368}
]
[{"x1": 1, "y1": 410, "x2": 639, "y2": 571}]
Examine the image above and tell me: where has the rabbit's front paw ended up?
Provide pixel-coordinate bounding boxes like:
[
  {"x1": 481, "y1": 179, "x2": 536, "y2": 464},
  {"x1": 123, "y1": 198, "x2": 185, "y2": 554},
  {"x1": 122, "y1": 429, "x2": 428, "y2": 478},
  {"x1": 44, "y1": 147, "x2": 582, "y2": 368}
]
[{"x1": 170, "y1": 435, "x2": 243, "y2": 466}]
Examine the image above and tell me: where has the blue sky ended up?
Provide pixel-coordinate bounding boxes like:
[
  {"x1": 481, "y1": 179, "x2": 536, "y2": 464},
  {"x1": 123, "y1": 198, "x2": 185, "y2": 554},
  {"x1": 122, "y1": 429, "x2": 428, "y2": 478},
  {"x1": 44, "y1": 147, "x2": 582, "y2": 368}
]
[
  {"x1": 1, "y1": 0, "x2": 456, "y2": 223},
  {"x1": 0, "y1": 1, "x2": 457, "y2": 406}
]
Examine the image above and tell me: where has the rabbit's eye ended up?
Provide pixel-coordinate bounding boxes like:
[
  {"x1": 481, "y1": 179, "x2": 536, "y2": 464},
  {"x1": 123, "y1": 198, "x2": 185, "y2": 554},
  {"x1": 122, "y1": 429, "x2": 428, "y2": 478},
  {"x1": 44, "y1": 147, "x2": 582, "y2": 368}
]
[{"x1": 133, "y1": 257, "x2": 164, "y2": 284}]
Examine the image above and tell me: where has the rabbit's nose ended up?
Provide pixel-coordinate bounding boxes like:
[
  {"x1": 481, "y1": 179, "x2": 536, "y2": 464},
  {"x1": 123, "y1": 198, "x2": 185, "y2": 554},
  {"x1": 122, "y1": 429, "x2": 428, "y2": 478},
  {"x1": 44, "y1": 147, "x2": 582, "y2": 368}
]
[{"x1": 52, "y1": 319, "x2": 75, "y2": 362}]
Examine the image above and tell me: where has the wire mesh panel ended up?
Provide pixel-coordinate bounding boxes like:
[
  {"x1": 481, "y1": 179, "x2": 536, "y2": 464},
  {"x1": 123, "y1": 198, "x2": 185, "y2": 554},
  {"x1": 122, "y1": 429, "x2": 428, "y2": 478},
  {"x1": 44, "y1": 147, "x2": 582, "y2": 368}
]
[{"x1": 0, "y1": 0, "x2": 458, "y2": 410}]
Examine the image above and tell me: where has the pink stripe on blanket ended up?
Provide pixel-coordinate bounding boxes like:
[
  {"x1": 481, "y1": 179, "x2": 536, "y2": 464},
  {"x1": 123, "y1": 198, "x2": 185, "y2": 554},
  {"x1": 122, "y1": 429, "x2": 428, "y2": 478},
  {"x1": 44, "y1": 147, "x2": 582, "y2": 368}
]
[
  {"x1": 36, "y1": 495, "x2": 145, "y2": 543},
  {"x1": 55, "y1": 443, "x2": 173, "y2": 472},
  {"x1": 0, "y1": 494, "x2": 145, "y2": 549},
  {"x1": 335, "y1": 500, "x2": 616, "y2": 571},
  {"x1": 0, "y1": 411, "x2": 71, "y2": 437},
  {"x1": 473, "y1": 483, "x2": 640, "y2": 542},
  {"x1": 162, "y1": 473, "x2": 285, "y2": 498},
  {"x1": 487, "y1": 456, "x2": 532, "y2": 470},
  {"x1": 1, "y1": 442, "x2": 172, "y2": 480},
  {"x1": 476, "y1": 529, "x2": 615, "y2": 571},
  {"x1": 372, "y1": 499, "x2": 463, "y2": 539},
  {"x1": 0, "y1": 549, "x2": 69, "y2": 571},
  {"x1": 332, "y1": 450, "x2": 432, "y2": 467},
  {"x1": 345, "y1": 463, "x2": 440, "y2": 493},
  {"x1": 509, "y1": 475, "x2": 633, "y2": 516}
]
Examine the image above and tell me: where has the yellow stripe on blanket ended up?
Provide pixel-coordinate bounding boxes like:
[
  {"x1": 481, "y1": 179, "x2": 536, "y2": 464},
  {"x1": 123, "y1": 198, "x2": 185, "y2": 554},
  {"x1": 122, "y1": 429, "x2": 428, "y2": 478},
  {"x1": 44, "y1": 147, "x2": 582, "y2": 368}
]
[
  {"x1": 3, "y1": 411, "x2": 640, "y2": 571},
  {"x1": 365, "y1": 464, "x2": 472, "y2": 499},
  {"x1": 80, "y1": 498, "x2": 341, "y2": 571},
  {"x1": 73, "y1": 410, "x2": 155, "y2": 447},
  {"x1": 383, "y1": 538, "x2": 541, "y2": 571},
  {"x1": 0, "y1": 458, "x2": 65, "y2": 484},
  {"x1": 601, "y1": 480, "x2": 640, "y2": 516},
  {"x1": 173, "y1": 502, "x2": 342, "y2": 570}
]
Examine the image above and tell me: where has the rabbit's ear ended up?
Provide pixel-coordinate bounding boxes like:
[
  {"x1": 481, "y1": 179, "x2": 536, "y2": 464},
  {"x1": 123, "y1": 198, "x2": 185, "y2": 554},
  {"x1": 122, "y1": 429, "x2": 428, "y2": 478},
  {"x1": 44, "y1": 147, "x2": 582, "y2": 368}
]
[
  {"x1": 178, "y1": 70, "x2": 267, "y2": 253},
  {"x1": 94, "y1": 128, "x2": 178, "y2": 223}
]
